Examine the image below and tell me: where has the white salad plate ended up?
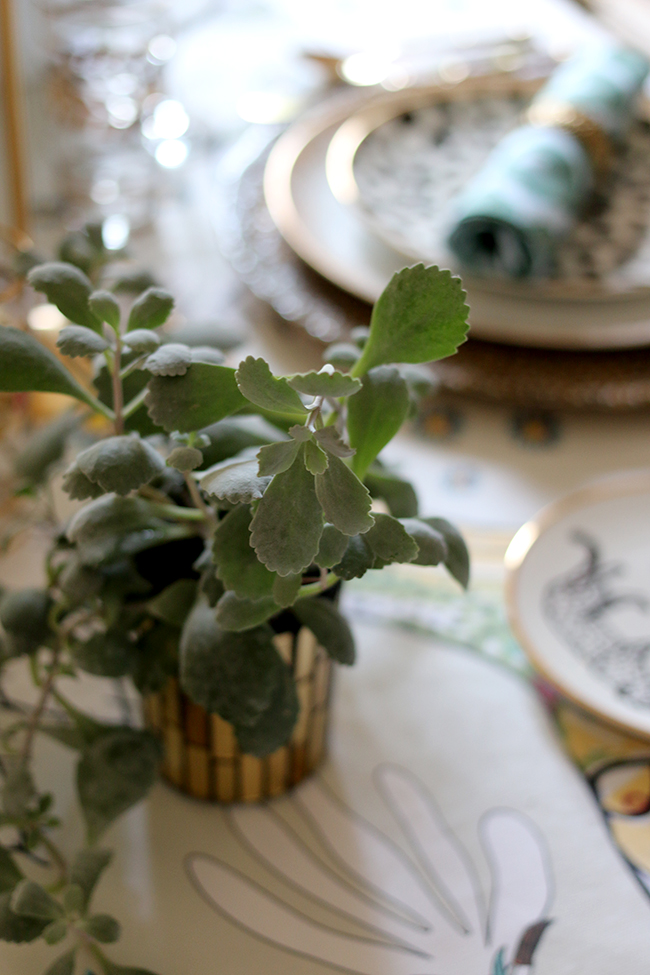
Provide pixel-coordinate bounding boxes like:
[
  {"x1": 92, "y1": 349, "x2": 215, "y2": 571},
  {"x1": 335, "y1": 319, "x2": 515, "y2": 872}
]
[
  {"x1": 506, "y1": 469, "x2": 650, "y2": 738},
  {"x1": 264, "y1": 79, "x2": 650, "y2": 350}
]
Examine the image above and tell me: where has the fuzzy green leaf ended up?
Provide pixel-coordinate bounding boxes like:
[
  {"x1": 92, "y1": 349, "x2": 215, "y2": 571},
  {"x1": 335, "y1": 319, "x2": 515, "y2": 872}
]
[
  {"x1": 250, "y1": 451, "x2": 323, "y2": 575},
  {"x1": 64, "y1": 435, "x2": 165, "y2": 498},
  {"x1": 0, "y1": 327, "x2": 100, "y2": 408},
  {"x1": 145, "y1": 363, "x2": 247, "y2": 433},
  {"x1": 69, "y1": 849, "x2": 112, "y2": 911},
  {"x1": 0, "y1": 891, "x2": 47, "y2": 943},
  {"x1": 234, "y1": 665, "x2": 299, "y2": 756},
  {"x1": 303, "y1": 440, "x2": 328, "y2": 475},
  {"x1": 42, "y1": 919, "x2": 68, "y2": 945},
  {"x1": 71, "y1": 633, "x2": 131, "y2": 678},
  {"x1": 89, "y1": 290, "x2": 120, "y2": 330},
  {"x1": 56, "y1": 325, "x2": 109, "y2": 358},
  {"x1": 214, "y1": 592, "x2": 279, "y2": 631},
  {"x1": 347, "y1": 366, "x2": 409, "y2": 479},
  {"x1": 200, "y1": 455, "x2": 270, "y2": 504},
  {"x1": 198, "y1": 418, "x2": 275, "y2": 468},
  {"x1": 27, "y1": 263, "x2": 101, "y2": 332},
  {"x1": 257, "y1": 439, "x2": 300, "y2": 477},
  {"x1": 288, "y1": 424, "x2": 312, "y2": 442},
  {"x1": 354, "y1": 265, "x2": 469, "y2": 375},
  {"x1": 1, "y1": 761, "x2": 36, "y2": 819},
  {"x1": 180, "y1": 605, "x2": 284, "y2": 725},
  {"x1": 142, "y1": 343, "x2": 192, "y2": 377},
  {"x1": 400, "y1": 518, "x2": 448, "y2": 566},
  {"x1": 331, "y1": 534, "x2": 376, "y2": 580},
  {"x1": 59, "y1": 467, "x2": 105, "y2": 501},
  {"x1": 122, "y1": 329, "x2": 161, "y2": 354},
  {"x1": 77, "y1": 729, "x2": 161, "y2": 844},
  {"x1": 0, "y1": 849, "x2": 22, "y2": 895},
  {"x1": 0, "y1": 589, "x2": 52, "y2": 657},
  {"x1": 287, "y1": 369, "x2": 361, "y2": 398},
  {"x1": 62, "y1": 885, "x2": 84, "y2": 917},
  {"x1": 147, "y1": 579, "x2": 197, "y2": 627},
  {"x1": 67, "y1": 495, "x2": 188, "y2": 566},
  {"x1": 166, "y1": 446, "x2": 203, "y2": 472},
  {"x1": 364, "y1": 513, "x2": 419, "y2": 565},
  {"x1": 313, "y1": 428, "x2": 355, "y2": 458},
  {"x1": 11, "y1": 881, "x2": 64, "y2": 920},
  {"x1": 315, "y1": 524, "x2": 348, "y2": 568},
  {"x1": 421, "y1": 517, "x2": 470, "y2": 588},
  {"x1": 364, "y1": 468, "x2": 418, "y2": 518},
  {"x1": 213, "y1": 506, "x2": 275, "y2": 599},
  {"x1": 14, "y1": 412, "x2": 80, "y2": 485},
  {"x1": 235, "y1": 357, "x2": 307, "y2": 415},
  {"x1": 315, "y1": 454, "x2": 374, "y2": 536},
  {"x1": 127, "y1": 287, "x2": 174, "y2": 331},
  {"x1": 293, "y1": 597, "x2": 355, "y2": 664},
  {"x1": 43, "y1": 949, "x2": 77, "y2": 975},
  {"x1": 273, "y1": 573, "x2": 302, "y2": 608},
  {"x1": 84, "y1": 913, "x2": 121, "y2": 943}
]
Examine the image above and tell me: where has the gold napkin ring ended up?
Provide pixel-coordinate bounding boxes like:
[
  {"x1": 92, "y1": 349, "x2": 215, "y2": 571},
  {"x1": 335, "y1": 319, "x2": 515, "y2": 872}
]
[{"x1": 526, "y1": 99, "x2": 612, "y2": 175}]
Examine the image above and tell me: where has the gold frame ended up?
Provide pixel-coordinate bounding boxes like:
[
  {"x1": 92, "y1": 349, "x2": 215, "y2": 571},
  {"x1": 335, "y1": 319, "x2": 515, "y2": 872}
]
[
  {"x1": 0, "y1": 0, "x2": 29, "y2": 233},
  {"x1": 505, "y1": 469, "x2": 650, "y2": 739}
]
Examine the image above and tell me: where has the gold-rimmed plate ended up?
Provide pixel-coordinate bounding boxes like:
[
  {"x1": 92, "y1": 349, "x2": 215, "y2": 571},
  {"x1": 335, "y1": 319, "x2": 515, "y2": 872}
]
[
  {"x1": 264, "y1": 80, "x2": 650, "y2": 349},
  {"x1": 506, "y1": 470, "x2": 650, "y2": 738}
]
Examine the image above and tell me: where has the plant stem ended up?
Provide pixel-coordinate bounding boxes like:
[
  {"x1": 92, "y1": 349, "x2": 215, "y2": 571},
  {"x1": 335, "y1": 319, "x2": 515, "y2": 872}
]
[
  {"x1": 22, "y1": 649, "x2": 59, "y2": 766},
  {"x1": 183, "y1": 473, "x2": 216, "y2": 525},
  {"x1": 122, "y1": 386, "x2": 148, "y2": 419},
  {"x1": 144, "y1": 501, "x2": 206, "y2": 522},
  {"x1": 297, "y1": 572, "x2": 339, "y2": 599},
  {"x1": 111, "y1": 331, "x2": 124, "y2": 435}
]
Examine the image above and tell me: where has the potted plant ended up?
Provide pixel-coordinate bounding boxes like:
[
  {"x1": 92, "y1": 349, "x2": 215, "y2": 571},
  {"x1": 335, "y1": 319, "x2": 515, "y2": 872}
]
[{"x1": 0, "y1": 260, "x2": 469, "y2": 974}]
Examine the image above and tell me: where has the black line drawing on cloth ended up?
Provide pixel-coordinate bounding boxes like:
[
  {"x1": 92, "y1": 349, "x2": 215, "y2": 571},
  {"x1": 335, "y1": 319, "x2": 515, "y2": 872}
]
[
  {"x1": 543, "y1": 530, "x2": 650, "y2": 707},
  {"x1": 185, "y1": 764, "x2": 554, "y2": 974}
]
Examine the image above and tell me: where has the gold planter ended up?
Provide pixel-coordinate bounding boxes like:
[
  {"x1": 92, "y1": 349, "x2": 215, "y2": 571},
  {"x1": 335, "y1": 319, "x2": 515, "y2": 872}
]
[{"x1": 144, "y1": 625, "x2": 333, "y2": 802}]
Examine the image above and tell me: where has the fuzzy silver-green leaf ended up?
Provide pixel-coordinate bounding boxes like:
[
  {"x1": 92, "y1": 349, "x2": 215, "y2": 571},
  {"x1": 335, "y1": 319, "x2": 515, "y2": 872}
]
[
  {"x1": 315, "y1": 454, "x2": 374, "y2": 536},
  {"x1": 235, "y1": 356, "x2": 307, "y2": 415}
]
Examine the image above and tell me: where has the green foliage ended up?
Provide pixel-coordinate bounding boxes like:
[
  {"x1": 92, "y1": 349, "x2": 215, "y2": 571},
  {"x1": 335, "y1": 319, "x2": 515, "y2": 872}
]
[
  {"x1": 83, "y1": 913, "x2": 121, "y2": 942},
  {"x1": 0, "y1": 848, "x2": 22, "y2": 893},
  {"x1": 43, "y1": 949, "x2": 77, "y2": 975},
  {"x1": 63, "y1": 435, "x2": 165, "y2": 498},
  {"x1": 303, "y1": 440, "x2": 328, "y2": 475},
  {"x1": 77, "y1": 729, "x2": 161, "y2": 843},
  {"x1": 70, "y1": 849, "x2": 112, "y2": 910},
  {"x1": 0, "y1": 891, "x2": 48, "y2": 942},
  {"x1": 315, "y1": 524, "x2": 348, "y2": 568},
  {"x1": 293, "y1": 598, "x2": 355, "y2": 664},
  {"x1": 0, "y1": 327, "x2": 100, "y2": 409},
  {"x1": 287, "y1": 369, "x2": 361, "y2": 398},
  {"x1": 122, "y1": 329, "x2": 161, "y2": 354},
  {"x1": 0, "y1": 589, "x2": 52, "y2": 656},
  {"x1": 196, "y1": 418, "x2": 275, "y2": 468},
  {"x1": 27, "y1": 262, "x2": 102, "y2": 332},
  {"x1": 67, "y1": 495, "x2": 189, "y2": 565},
  {"x1": 272, "y1": 573, "x2": 302, "y2": 608},
  {"x1": 250, "y1": 451, "x2": 323, "y2": 575},
  {"x1": 400, "y1": 518, "x2": 447, "y2": 566},
  {"x1": 422, "y1": 517, "x2": 470, "y2": 588},
  {"x1": 145, "y1": 363, "x2": 246, "y2": 432},
  {"x1": 42, "y1": 919, "x2": 68, "y2": 945},
  {"x1": 166, "y1": 446, "x2": 203, "y2": 472},
  {"x1": 213, "y1": 506, "x2": 274, "y2": 599},
  {"x1": 313, "y1": 428, "x2": 355, "y2": 458},
  {"x1": 235, "y1": 356, "x2": 307, "y2": 415},
  {"x1": 11, "y1": 881, "x2": 64, "y2": 920},
  {"x1": 14, "y1": 412, "x2": 80, "y2": 485},
  {"x1": 347, "y1": 366, "x2": 409, "y2": 479},
  {"x1": 180, "y1": 606, "x2": 298, "y2": 754},
  {"x1": 364, "y1": 468, "x2": 418, "y2": 518},
  {"x1": 147, "y1": 579, "x2": 197, "y2": 627},
  {"x1": 315, "y1": 454, "x2": 374, "y2": 536},
  {"x1": 127, "y1": 287, "x2": 174, "y2": 331},
  {"x1": 89, "y1": 290, "x2": 121, "y2": 330},
  {"x1": 141, "y1": 343, "x2": 193, "y2": 377},
  {"x1": 257, "y1": 439, "x2": 300, "y2": 476},
  {"x1": 323, "y1": 342, "x2": 360, "y2": 369},
  {"x1": 353, "y1": 264, "x2": 468, "y2": 376},
  {"x1": 214, "y1": 591, "x2": 278, "y2": 631},
  {"x1": 331, "y1": 534, "x2": 377, "y2": 581},
  {"x1": 200, "y1": 454, "x2": 270, "y2": 504},
  {"x1": 364, "y1": 514, "x2": 419, "y2": 565},
  {"x1": 71, "y1": 632, "x2": 131, "y2": 678},
  {"x1": 56, "y1": 325, "x2": 109, "y2": 358}
]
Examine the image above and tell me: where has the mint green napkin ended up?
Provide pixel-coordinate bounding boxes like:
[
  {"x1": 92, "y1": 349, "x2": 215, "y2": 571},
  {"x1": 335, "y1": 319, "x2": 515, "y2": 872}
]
[{"x1": 447, "y1": 44, "x2": 649, "y2": 278}]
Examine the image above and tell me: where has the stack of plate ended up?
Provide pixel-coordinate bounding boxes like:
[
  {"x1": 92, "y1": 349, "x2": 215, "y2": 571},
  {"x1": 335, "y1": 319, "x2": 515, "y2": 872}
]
[{"x1": 222, "y1": 70, "x2": 650, "y2": 411}]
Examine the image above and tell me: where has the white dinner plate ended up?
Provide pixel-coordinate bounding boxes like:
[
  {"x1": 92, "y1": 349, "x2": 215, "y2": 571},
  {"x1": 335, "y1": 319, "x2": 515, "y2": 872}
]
[
  {"x1": 506, "y1": 469, "x2": 650, "y2": 738},
  {"x1": 264, "y1": 84, "x2": 650, "y2": 349}
]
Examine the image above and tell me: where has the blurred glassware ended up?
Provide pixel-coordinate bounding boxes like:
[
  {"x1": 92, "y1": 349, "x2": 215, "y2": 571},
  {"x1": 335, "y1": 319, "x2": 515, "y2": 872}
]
[{"x1": 33, "y1": 0, "x2": 192, "y2": 232}]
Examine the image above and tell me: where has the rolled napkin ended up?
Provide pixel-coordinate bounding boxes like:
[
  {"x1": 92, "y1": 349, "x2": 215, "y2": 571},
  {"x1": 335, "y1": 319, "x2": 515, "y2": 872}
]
[{"x1": 446, "y1": 43, "x2": 649, "y2": 278}]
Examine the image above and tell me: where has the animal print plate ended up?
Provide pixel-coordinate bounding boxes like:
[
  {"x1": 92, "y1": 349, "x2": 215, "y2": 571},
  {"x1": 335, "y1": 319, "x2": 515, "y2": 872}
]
[{"x1": 505, "y1": 470, "x2": 650, "y2": 738}]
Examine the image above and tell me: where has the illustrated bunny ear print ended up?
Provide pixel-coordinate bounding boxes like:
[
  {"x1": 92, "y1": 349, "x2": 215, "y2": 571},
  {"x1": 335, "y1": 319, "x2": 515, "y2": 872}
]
[
  {"x1": 185, "y1": 855, "x2": 426, "y2": 975},
  {"x1": 228, "y1": 805, "x2": 425, "y2": 950},
  {"x1": 296, "y1": 777, "x2": 435, "y2": 929},
  {"x1": 480, "y1": 809, "x2": 553, "y2": 964},
  {"x1": 374, "y1": 764, "x2": 486, "y2": 936}
]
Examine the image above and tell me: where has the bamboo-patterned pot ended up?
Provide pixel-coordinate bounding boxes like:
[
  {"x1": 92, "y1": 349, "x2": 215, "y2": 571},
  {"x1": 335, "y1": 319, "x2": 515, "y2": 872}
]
[{"x1": 143, "y1": 624, "x2": 333, "y2": 802}]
